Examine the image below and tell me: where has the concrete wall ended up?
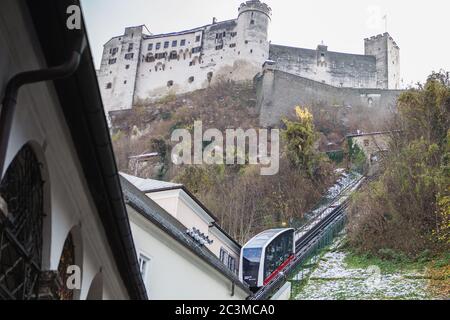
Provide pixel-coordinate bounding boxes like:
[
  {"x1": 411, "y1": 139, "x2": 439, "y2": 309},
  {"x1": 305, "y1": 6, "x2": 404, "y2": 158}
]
[
  {"x1": 269, "y1": 44, "x2": 377, "y2": 89},
  {"x1": 129, "y1": 207, "x2": 248, "y2": 300},
  {"x1": 0, "y1": 0, "x2": 129, "y2": 299},
  {"x1": 257, "y1": 68, "x2": 403, "y2": 127}
]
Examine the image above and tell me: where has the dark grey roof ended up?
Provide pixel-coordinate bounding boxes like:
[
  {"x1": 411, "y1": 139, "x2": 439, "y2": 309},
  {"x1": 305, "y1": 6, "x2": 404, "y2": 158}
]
[
  {"x1": 120, "y1": 176, "x2": 251, "y2": 295},
  {"x1": 120, "y1": 173, "x2": 242, "y2": 250},
  {"x1": 207, "y1": 19, "x2": 237, "y2": 31}
]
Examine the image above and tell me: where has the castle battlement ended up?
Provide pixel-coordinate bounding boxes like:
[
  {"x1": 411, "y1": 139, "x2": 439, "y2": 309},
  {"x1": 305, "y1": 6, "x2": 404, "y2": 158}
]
[{"x1": 238, "y1": 0, "x2": 272, "y2": 18}]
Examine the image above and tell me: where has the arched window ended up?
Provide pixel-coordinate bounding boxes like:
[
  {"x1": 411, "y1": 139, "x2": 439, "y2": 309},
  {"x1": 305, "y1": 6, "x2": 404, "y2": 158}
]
[
  {"x1": 57, "y1": 233, "x2": 75, "y2": 300},
  {"x1": 86, "y1": 272, "x2": 103, "y2": 300},
  {"x1": 0, "y1": 144, "x2": 44, "y2": 300},
  {"x1": 145, "y1": 53, "x2": 155, "y2": 63}
]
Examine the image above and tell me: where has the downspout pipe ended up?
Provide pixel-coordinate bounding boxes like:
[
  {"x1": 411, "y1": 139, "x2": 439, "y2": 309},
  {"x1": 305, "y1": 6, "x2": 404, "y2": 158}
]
[{"x1": 0, "y1": 36, "x2": 87, "y2": 177}]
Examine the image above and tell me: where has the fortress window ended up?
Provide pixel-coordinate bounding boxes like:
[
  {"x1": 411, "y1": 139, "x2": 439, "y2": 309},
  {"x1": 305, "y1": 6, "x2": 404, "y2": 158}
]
[
  {"x1": 231, "y1": 32, "x2": 237, "y2": 37},
  {"x1": 215, "y1": 44, "x2": 223, "y2": 50},
  {"x1": 125, "y1": 64, "x2": 130, "y2": 69},
  {"x1": 180, "y1": 39, "x2": 186, "y2": 46},
  {"x1": 110, "y1": 47, "x2": 118, "y2": 55},
  {"x1": 125, "y1": 53, "x2": 134, "y2": 60},
  {"x1": 156, "y1": 42, "x2": 161, "y2": 50},
  {"x1": 155, "y1": 52, "x2": 166, "y2": 60},
  {"x1": 148, "y1": 43, "x2": 153, "y2": 51},
  {"x1": 108, "y1": 58, "x2": 117, "y2": 65},
  {"x1": 229, "y1": 43, "x2": 236, "y2": 48},
  {"x1": 250, "y1": 20, "x2": 255, "y2": 25},
  {"x1": 321, "y1": 53, "x2": 325, "y2": 57},
  {"x1": 245, "y1": 40, "x2": 249, "y2": 44},
  {"x1": 124, "y1": 80, "x2": 127, "y2": 84},
  {"x1": 172, "y1": 40, "x2": 177, "y2": 47},
  {"x1": 164, "y1": 41, "x2": 169, "y2": 49},
  {"x1": 128, "y1": 43, "x2": 133, "y2": 52},
  {"x1": 195, "y1": 35, "x2": 201, "y2": 42},
  {"x1": 106, "y1": 82, "x2": 112, "y2": 89},
  {"x1": 188, "y1": 76, "x2": 194, "y2": 83},
  {"x1": 169, "y1": 51, "x2": 178, "y2": 60},
  {"x1": 223, "y1": 31, "x2": 226, "y2": 37},
  {"x1": 167, "y1": 80, "x2": 174, "y2": 87},
  {"x1": 207, "y1": 72, "x2": 213, "y2": 83},
  {"x1": 250, "y1": 49, "x2": 253, "y2": 53},
  {"x1": 192, "y1": 47, "x2": 202, "y2": 54}
]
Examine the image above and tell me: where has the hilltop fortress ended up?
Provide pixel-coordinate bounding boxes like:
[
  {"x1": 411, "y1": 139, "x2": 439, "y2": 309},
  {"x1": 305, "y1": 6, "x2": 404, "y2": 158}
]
[{"x1": 97, "y1": 0, "x2": 403, "y2": 126}]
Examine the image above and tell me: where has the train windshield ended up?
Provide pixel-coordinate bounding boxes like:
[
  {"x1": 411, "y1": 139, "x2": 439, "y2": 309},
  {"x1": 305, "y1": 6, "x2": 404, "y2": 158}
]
[{"x1": 242, "y1": 248, "x2": 262, "y2": 287}]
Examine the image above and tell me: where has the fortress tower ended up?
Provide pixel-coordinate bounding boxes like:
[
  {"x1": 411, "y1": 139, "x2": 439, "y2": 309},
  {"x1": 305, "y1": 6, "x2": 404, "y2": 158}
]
[
  {"x1": 365, "y1": 32, "x2": 400, "y2": 89},
  {"x1": 236, "y1": 0, "x2": 272, "y2": 71}
]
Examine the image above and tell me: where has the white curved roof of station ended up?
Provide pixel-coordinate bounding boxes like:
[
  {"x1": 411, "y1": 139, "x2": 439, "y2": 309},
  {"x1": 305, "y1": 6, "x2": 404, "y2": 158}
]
[{"x1": 120, "y1": 172, "x2": 182, "y2": 192}]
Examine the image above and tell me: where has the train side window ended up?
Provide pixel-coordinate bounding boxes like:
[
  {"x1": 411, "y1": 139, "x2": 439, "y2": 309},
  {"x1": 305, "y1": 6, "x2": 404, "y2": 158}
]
[
  {"x1": 220, "y1": 248, "x2": 229, "y2": 264},
  {"x1": 228, "y1": 256, "x2": 236, "y2": 273}
]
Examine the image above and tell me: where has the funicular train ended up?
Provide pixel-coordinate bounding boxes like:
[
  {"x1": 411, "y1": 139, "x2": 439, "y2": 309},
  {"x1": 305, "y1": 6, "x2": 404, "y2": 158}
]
[{"x1": 239, "y1": 228, "x2": 295, "y2": 291}]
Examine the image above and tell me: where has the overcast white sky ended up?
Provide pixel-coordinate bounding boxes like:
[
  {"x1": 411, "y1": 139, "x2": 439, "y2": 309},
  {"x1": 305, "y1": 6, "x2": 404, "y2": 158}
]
[{"x1": 82, "y1": 0, "x2": 450, "y2": 86}]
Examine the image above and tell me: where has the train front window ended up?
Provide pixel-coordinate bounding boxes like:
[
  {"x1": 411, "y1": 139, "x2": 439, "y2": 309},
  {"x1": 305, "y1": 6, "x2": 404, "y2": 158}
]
[
  {"x1": 264, "y1": 231, "x2": 294, "y2": 280},
  {"x1": 242, "y1": 248, "x2": 262, "y2": 287}
]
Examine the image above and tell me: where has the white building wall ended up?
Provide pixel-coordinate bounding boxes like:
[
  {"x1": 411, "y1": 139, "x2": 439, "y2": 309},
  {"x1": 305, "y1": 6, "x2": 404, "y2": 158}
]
[
  {"x1": 129, "y1": 208, "x2": 248, "y2": 300},
  {"x1": 146, "y1": 189, "x2": 240, "y2": 268}
]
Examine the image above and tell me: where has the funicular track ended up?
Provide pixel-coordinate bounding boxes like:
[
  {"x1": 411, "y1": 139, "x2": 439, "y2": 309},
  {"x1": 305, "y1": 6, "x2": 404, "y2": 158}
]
[{"x1": 248, "y1": 175, "x2": 366, "y2": 300}]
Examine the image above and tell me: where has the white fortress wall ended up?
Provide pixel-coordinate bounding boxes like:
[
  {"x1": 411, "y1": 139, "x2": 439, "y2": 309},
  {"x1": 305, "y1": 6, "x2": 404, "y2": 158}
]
[
  {"x1": 98, "y1": 26, "x2": 144, "y2": 113},
  {"x1": 134, "y1": 28, "x2": 206, "y2": 103},
  {"x1": 96, "y1": 1, "x2": 401, "y2": 116}
]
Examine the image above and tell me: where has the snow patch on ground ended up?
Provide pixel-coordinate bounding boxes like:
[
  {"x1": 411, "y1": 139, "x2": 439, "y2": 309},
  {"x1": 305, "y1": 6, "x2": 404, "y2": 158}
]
[{"x1": 295, "y1": 238, "x2": 430, "y2": 300}]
